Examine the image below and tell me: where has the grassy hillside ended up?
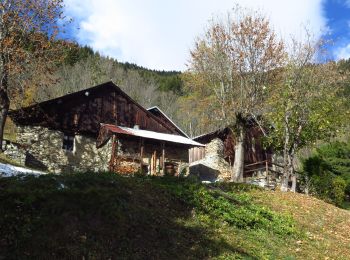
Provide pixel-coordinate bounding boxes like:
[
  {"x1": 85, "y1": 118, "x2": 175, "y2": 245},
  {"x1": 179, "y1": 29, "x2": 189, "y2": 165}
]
[{"x1": 0, "y1": 173, "x2": 349, "y2": 259}]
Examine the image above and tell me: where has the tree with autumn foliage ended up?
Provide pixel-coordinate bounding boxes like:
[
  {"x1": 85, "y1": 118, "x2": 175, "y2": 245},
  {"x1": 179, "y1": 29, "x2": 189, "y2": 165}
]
[
  {"x1": 186, "y1": 6, "x2": 285, "y2": 181},
  {"x1": 266, "y1": 35, "x2": 349, "y2": 192},
  {"x1": 0, "y1": 0, "x2": 69, "y2": 150}
]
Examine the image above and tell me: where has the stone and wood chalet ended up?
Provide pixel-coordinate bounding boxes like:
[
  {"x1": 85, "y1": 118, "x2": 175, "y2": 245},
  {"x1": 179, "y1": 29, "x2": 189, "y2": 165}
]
[
  {"x1": 188, "y1": 126, "x2": 277, "y2": 185},
  {"x1": 6, "y1": 81, "x2": 203, "y2": 175}
]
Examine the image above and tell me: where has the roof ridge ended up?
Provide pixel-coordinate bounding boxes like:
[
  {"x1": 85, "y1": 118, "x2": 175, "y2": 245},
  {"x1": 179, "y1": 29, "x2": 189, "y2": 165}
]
[{"x1": 147, "y1": 106, "x2": 189, "y2": 138}]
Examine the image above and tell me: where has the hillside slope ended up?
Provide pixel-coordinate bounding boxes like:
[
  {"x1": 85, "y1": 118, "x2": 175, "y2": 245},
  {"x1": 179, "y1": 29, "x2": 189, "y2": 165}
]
[
  {"x1": 0, "y1": 173, "x2": 349, "y2": 259},
  {"x1": 251, "y1": 190, "x2": 350, "y2": 258}
]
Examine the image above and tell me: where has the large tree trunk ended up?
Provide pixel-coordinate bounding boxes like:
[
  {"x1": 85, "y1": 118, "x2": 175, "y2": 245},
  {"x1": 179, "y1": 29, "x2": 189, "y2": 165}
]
[
  {"x1": 290, "y1": 172, "x2": 297, "y2": 192},
  {"x1": 232, "y1": 119, "x2": 245, "y2": 182},
  {"x1": 0, "y1": 56, "x2": 10, "y2": 152},
  {"x1": 280, "y1": 146, "x2": 300, "y2": 192},
  {"x1": 281, "y1": 114, "x2": 302, "y2": 192},
  {"x1": 281, "y1": 115, "x2": 292, "y2": 192},
  {"x1": 281, "y1": 150, "x2": 296, "y2": 192},
  {"x1": 0, "y1": 88, "x2": 9, "y2": 152},
  {"x1": 281, "y1": 155, "x2": 292, "y2": 192}
]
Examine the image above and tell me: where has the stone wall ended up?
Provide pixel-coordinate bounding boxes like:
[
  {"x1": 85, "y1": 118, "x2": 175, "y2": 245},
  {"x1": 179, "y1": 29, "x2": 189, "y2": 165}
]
[
  {"x1": 3, "y1": 141, "x2": 27, "y2": 163},
  {"x1": 5, "y1": 125, "x2": 112, "y2": 173},
  {"x1": 4, "y1": 124, "x2": 190, "y2": 175},
  {"x1": 189, "y1": 138, "x2": 231, "y2": 182}
]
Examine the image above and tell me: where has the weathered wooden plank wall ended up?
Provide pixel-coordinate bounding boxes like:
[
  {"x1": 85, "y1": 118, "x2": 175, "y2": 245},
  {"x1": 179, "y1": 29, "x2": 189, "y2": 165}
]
[
  {"x1": 10, "y1": 82, "x2": 182, "y2": 137},
  {"x1": 192, "y1": 127, "x2": 271, "y2": 166},
  {"x1": 189, "y1": 147, "x2": 206, "y2": 164},
  {"x1": 108, "y1": 135, "x2": 189, "y2": 175}
]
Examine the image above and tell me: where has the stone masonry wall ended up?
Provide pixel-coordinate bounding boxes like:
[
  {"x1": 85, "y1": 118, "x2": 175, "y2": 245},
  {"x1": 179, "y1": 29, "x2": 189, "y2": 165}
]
[
  {"x1": 189, "y1": 138, "x2": 231, "y2": 182},
  {"x1": 5, "y1": 125, "x2": 112, "y2": 173},
  {"x1": 3, "y1": 141, "x2": 27, "y2": 164},
  {"x1": 5, "y1": 125, "x2": 189, "y2": 175}
]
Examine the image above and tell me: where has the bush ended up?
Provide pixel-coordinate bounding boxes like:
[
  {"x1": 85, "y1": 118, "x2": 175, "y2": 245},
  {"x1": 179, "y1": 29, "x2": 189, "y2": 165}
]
[
  {"x1": 330, "y1": 177, "x2": 347, "y2": 206},
  {"x1": 302, "y1": 141, "x2": 350, "y2": 206},
  {"x1": 341, "y1": 173, "x2": 350, "y2": 197}
]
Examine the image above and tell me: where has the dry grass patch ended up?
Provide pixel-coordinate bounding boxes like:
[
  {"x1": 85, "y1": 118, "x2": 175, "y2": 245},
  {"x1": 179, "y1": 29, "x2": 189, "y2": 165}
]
[{"x1": 250, "y1": 190, "x2": 350, "y2": 259}]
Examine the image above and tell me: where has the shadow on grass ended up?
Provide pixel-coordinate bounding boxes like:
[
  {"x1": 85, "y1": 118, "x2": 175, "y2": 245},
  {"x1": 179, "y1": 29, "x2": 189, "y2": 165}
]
[{"x1": 0, "y1": 173, "x2": 255, "y2": 259}]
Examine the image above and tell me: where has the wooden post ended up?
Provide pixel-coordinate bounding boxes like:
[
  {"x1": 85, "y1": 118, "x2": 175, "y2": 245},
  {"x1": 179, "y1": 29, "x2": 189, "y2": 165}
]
[
  {"x1": 162, "y1": 142, "x2": 165, "y2": 176},
  {"x1": 140, "y1": 138, "x2": 144, "y2": 174},
  {"x1": 109, "y1": 134, "x2": 117, "y2": 172},
  {"x1": 152, "y1": 150, "x2": 157, "y2": 175},
  {"x1": 150, "y1": 152, "x2": 154, "y2": 175}
]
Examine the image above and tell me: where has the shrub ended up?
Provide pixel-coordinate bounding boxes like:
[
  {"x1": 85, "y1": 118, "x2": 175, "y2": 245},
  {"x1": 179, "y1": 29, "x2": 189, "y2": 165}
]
[
  {"x1": 302, "y1": 140, "x2": 350, "y2": 206},
  {"x1": 330, "y1": 176, "x2": 347, "y2": 206}
]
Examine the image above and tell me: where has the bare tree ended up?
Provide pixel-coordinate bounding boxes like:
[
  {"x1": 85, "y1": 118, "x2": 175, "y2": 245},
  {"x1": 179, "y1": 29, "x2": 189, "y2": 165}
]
[
  {"x1": 187, "y1": 6, "x2": 285, "y2": 181},
  {"x1": 0, "y1": 0, "x2": 68, "y2": 150}
]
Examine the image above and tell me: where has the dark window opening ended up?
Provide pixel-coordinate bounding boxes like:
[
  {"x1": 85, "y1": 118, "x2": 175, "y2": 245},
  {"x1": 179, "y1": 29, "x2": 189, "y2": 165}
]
[{"x1": 62, "y1": 134, "x2": 74, "y2": 152}]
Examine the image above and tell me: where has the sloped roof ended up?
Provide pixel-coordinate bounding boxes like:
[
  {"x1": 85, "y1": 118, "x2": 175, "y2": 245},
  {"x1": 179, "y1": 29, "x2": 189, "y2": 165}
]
[
  {"x1": 147, "y1": 106, "x2": 189, "y2": 138},
  {"x1": 192, "y1": 127, "x2": 231, "y2": 143},
  {"x1": 100, "y1": 124, "x2": 204, "y2": 147}
]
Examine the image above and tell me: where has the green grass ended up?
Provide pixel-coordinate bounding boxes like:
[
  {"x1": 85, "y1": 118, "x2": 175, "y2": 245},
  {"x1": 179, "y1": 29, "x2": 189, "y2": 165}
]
[{"x1": 0, "y1": 173, "x2": 349, "y2": 259}]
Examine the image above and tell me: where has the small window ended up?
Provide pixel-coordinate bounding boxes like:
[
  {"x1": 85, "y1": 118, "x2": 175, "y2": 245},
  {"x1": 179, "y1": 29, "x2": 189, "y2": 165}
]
[{"x1": 62, "y1": 134, "x2": 74, "y2": 152}]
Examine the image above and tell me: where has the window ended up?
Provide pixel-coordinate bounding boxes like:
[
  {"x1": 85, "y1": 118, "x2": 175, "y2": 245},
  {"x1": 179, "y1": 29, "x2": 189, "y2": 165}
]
[{"x1": 62, "y1": 134, "x2": 74, "y2": 152}]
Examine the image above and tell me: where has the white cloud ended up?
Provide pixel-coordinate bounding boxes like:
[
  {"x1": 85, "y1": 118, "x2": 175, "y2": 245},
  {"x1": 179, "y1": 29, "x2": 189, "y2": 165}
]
[
  {"x1": 64, "y1": 0, "x2": 326, "y2": 71},
  {"x1": 334, "y1": 44, "x2": 350, "y2": 60}
]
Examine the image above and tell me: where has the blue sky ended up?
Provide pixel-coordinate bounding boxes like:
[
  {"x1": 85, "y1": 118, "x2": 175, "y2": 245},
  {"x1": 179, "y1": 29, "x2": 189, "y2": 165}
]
[
  {"x1": 63, "y1": 0, "x2": 350, "y2": 71},
  {"x1": 324, "y1": 0, "x2": 350, "y2": 60}
]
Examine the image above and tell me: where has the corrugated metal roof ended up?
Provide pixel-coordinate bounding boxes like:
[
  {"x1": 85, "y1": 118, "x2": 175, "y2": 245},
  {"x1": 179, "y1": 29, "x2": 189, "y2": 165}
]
[{"x1": 102, "y1": 124, "x2": 204, "y2": 146}]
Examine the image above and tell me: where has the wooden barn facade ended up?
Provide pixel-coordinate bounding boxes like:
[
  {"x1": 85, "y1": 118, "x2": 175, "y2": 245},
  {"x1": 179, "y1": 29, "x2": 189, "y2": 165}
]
[
  {"x1": 8, "y1": 81, "x2": 202, "y2": 174},
  {"x1": 189, "y1": 126, "x2": 272, "y2": 179},
  {"x1": 10, "y1": 81, "x2": 185, "y2": 137}
]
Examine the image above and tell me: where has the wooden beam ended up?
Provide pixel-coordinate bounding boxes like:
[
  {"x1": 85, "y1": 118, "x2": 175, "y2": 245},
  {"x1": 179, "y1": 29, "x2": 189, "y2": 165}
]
[
  {"x1": 150, "y1": 152, "x2": 154, "y2": 175},
  {"x1": 245, "y1": 160, "x2": 268, "y2": 168},
  {"x1": 151, "y1": 150, "x2": 157, "y2": 175},
  {"x1": 162, "y1": 142, "x2": 165, "y2": 176},
  {"x1": 109, "y1": 134, "x2": 117, "y2": 172}
]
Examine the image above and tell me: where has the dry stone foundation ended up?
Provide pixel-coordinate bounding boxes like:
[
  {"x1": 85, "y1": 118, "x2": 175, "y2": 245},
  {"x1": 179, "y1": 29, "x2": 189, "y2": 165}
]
[
  {"x1": 3, "y1": 141, "x2": 27, "y2": 163},
  {"x1": 4, "y1": 125, "x2": 112, "y2": 173}
]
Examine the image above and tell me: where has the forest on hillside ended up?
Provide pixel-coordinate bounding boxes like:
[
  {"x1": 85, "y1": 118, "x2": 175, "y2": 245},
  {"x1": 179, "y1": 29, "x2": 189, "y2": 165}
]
[{"x1": 19, "y1": 44, "x2": 186, "y2": 131}]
